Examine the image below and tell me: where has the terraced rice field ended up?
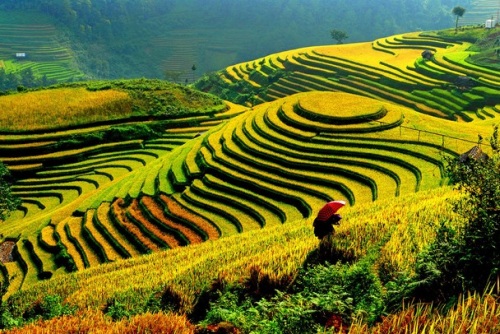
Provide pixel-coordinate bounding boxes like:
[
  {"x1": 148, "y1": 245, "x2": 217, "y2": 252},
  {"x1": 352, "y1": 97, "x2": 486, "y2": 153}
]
[
  {"x1": 460, "y1": 0, "x2": 500, "y2": 26},
  {"x1": 0, "y1": 12, "x2": 84, "y2": 82},
  {"x1": 0, "y1": 85, "x2": 491, "y2": 297},
  {"x1": 208, "y1": 31, "x2": 500, "y2": 122},
  {"x1": 1, "y1": 31, "x2": 499, "y2": 298}
]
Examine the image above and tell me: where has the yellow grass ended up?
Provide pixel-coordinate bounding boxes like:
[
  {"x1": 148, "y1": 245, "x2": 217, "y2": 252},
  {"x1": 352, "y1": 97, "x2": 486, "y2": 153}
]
[
  {"x1": 349, "y1": 292, "x2": 500, "y2": 333},
  {"x1": 0, "y1": 88, "x2": 133, "y2": 131}
]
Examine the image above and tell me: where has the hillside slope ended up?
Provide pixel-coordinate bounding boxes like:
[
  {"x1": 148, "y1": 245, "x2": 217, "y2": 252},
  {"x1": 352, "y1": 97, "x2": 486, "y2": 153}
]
[
  {"x1": 195, "y1": 29, "x2": 500, "y2": 122},
  {"x1": 0, "y1": 0, "x2": 465, "y2": 81}
]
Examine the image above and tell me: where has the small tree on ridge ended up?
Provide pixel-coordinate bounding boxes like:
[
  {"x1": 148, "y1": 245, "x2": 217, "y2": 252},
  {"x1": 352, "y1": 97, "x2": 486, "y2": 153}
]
[
  {"x1": 330, "y1": 29, "x2": 349, "y2": 44},
  {"x1": 452, "y1": 6, "x2": 466, "y2": 34}
]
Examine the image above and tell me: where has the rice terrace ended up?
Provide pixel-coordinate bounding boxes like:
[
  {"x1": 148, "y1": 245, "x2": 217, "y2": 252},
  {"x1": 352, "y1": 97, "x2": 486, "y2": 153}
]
[{"x1": 0, "y1": 2, "x2": 500, "y2": 333}]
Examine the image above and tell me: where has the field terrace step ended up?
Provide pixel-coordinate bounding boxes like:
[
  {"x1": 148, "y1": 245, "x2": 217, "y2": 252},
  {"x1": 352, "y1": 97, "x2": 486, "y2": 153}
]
[
  {"x1": 54, "y1": 219, "x2": 87, "y2": 271},
  {"x1": 3, "y1": 260, "x2": 25, "y2": 298},
  {"x1": 201, "y1": 174, "x2": 291, "y2": 225},
  {"x1": 307, "y1": 51, "x2": 433, "y2": 88},
  {"x1": 82, "y1": 209, "x2": 123, "y2": 263},
  {"x1": 252, "y1": 104, "x2": 417, "y2": 195},
  {"x1": 248, "y1": 94, "x2": 444, "y2": 190},
  {"x1": 440, "y1": 53, "x2": 500, "y2": 84},
  {"x1": 189, "y1": 178, "x2": 266, "y2": 231},
  {"x1": 140, "y1": 196, "x2": 207, "y2": 244},
  {"x1": 311, "y1": 136, "x2": 445, "y2": 191},
  {"x1": 160, "y1": 194, "x2": 220, "y2": 241},
  {"x1": 224, "y1": 111, "x2": 373, "y2": 202},
  {"x1": 203, "y1": 118, "x2": 333, "y2": 209},
  {"x1": 281, "y1": 98, "x2": 400, "y2": 131},
  {"x1": 197, "y1": 144, "x2": 311, "y2": 222},
  {"x1": 57, "y1": 216, "x2": 101, "y2": 269},
  {"x1": 268, "y1": 79, "x2": 306, "y2": 96},
  {"x1": 125, "y1": 199, "x2": 182, "y2": 249},
  {"x1": 338, "y1": 75, "x2": 452, "y2": 119},
  {"x1": 235, "y1": 111, "x2": 383, "y2": 202},
  {"x1": 177, "y1": 185, "x2": 242, "y2": 236},
  {"x1": 15, "y1": 238, "x2": 39, "y2": 286},
  {"x1": 110, "y1": 199, "x2": 162, "y2": 253},
  {"x1": 2, "y1": 140, "x2": 145, "y2": 171}
]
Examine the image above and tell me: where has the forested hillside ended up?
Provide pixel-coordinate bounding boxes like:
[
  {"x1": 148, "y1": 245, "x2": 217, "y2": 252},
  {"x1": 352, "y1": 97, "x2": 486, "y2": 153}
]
[{"x1": 0, "y1": 0, "x2": 471, "y2": 81}]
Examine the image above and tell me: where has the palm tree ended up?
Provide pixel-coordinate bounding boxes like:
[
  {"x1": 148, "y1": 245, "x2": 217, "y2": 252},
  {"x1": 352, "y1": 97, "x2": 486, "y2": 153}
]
[{"x1": 452, "y1": 6, "x2": 466, "y2": 34}]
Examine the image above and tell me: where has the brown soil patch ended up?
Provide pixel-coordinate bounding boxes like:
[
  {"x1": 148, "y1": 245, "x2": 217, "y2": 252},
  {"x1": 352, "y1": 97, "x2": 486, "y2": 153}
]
[{"x1": 0, "y1": 241, "x2": 16, "y2": 263}]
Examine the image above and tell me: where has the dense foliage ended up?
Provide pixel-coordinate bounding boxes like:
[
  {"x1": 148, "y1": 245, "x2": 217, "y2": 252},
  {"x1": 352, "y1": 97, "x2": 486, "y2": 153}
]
[
  {"x1": 0, "y1": 163, "x2": 19, "y2": 221},
  {"x1": 0, "y1": 69, "x2": 57, "y2": 93},
  {"x1": 0, "y1": 0, "x2": 468, "y2": 79},
  {"x1": 409, "y1": 128, "x2": 500, "y2": 304}
]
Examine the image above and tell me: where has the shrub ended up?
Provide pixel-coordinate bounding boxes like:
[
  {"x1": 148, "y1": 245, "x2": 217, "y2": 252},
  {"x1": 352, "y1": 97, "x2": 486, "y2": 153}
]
[
  {"x1": 23, "y1": 294, "x2": 75, "y2": 321},
  {"x1": 404, "y1": 126, "x2": 500, "y2": 304}
]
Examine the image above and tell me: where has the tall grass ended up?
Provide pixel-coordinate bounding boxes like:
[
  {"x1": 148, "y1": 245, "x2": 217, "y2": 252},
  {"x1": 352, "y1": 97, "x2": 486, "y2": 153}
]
[{"x1": 0, "y1": 88, "x2": 132, "y2": 131}]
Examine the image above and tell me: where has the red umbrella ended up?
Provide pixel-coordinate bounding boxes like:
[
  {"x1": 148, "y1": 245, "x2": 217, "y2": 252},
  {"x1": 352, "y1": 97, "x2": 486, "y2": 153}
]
[{"x1": 316, "y1": 200, "x2": 346, "y2": 222}]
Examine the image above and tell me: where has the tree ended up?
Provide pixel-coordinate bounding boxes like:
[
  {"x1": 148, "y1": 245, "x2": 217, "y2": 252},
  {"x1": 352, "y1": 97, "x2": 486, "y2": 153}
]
[
  {"x1": 452, "y1": 6, "x2": 466, "y2": 34},
  {"x1": 0, "y1": 162, "x2": 19, "y2": 221},
  {"x1": 191, "y1": 64, "x2": 197, "y2": 82},
  {"x1": 330, "y1": 29, "x2": 349, "y2": 44}
]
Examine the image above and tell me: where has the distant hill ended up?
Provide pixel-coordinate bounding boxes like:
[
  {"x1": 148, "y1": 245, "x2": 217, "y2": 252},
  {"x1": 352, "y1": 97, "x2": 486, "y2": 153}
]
[{"x1": 0, "y1": 0, "x2": 473, "y2": 83}]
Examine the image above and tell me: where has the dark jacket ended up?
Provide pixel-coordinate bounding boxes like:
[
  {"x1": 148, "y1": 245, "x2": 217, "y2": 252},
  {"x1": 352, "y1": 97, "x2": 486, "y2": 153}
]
[{"x1": 313, "y1": 214, "x2": 341, "y2": 239}]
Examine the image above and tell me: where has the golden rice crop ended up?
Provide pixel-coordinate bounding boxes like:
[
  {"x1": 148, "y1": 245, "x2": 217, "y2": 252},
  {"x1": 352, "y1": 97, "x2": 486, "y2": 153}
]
[
  {"x1": 0, "y1": 88, "x2": 133, "y2": 131},
  {"x1": 160, "y1": 195, "x2": 218, "y2": 241},
  {"x1": 40, "y1": 225, "x2": 57, "y2": 249},
  {"x1": 83, "y1": 209, "x2": 121, "y2": 262},
  {"x1": 298, "y1": 91, "x2": 384, "y2": 118},
  {"x1": 142, "y1": 196, "x2": 202, "y2": 244},
  {"x1": 128, "y1": 198, "x2": 181, "y2": 248},
  {"x1": 6, "y1": 187, "x2": 463, "y2": 316},
  {"x1": 96, "y1": 202, "x2": 141, "y2": 258},
  {"x1": 2, "y1": 310, "x2": 196, "y2": 334},
  {"x1": 111, "y1": 199, "x2": 160, "y2": 252},
  {"x1": 66, "y1": 216, "x2": 101, "y2": 268},
  {"x1": 54, "y1": 217, "x2": 86, "y2": 271},
  {"x1": 348, "y1": 292, "x2": 500, "y2": 333}
]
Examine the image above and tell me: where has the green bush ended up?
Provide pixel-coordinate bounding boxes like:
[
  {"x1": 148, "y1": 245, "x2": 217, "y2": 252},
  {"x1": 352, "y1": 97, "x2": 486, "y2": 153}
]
[{"x1": 403, "y1": 127, "x2": 500, "y2": 304}]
